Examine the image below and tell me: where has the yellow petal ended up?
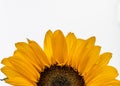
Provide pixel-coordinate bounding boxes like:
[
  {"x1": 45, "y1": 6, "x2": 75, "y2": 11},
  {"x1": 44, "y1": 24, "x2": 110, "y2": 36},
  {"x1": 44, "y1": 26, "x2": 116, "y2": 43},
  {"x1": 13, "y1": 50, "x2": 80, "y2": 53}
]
[
  {"x1": 15, "y1": 42, "x2": 41, "y2": 69},
  {"x1": 65, "y1": 32, "x2": 76, "y2": 55},
  {"x1": 14, "y1": 50, "x2": 40, "y2": 78},
  {"x1": 44, "y1": 30, "x2": 54, "y2": 64},
  {"x1": 6, "y1": 77, "x2": 35, "y2": 86},
  {"x1": 88, "y1": 79, "x2": 120, "y2": 86},
  {"x1": 52, "y1": 30, "x2": 67, "y2": 64},
  {"x1": 96, "y1": 52, "x2": 112, "y2": 66},
  {"x1": 14, "y1": 50, "x2": 42, "y2": 71},
  {"x1": 77, "y1": 37, "x2": 96, "y2": 73},
  {"x1": 28, "y1": 40, "x2": 50, "y2": 68},
  {"x1": 1, "y1": 66, "x2": 19, "y2": 78},
  {"x1": 7, "y1": 57, "x2": 38, "y2": 82},
  {"x1": 103, "y1": 79, "x2": 120, "y2": 86},
  {"x1": 71, "y1": 39, "x2": 85, "y2": 68},
  {"x1": 84, "y1": 52, "x2": 112, "y2": 80},
  {"x1": 65, "y1": 32, "x2": 77, "y2": 65},
  {"x1": 1, "y1": 58, "x2": 13, "y2": 67},
  {"x1": 85, "y1": 36, "x2": 96, "y2": 49},
  {"x1": 1, "y1": 58, "x2": 38, "y2": 84},
  {"x1": 1, "y1": 66, "x2": 36, "y2": 86},
  {"x1": 87, "y1": 66, "x2": 118, "y2": 85},
  {"x1": 82, "y1": 46, "x2": 101, "y2": 76},
  {"x1": 105, "y1": 80, "x2": 120, "y2": 86}
]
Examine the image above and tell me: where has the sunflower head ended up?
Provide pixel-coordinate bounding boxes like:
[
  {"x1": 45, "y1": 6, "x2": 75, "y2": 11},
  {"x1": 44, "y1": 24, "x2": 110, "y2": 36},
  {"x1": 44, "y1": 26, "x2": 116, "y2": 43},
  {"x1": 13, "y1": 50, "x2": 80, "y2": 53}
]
[{"x1": 1, "y1": 30, "x2": 120, "y2": 86}]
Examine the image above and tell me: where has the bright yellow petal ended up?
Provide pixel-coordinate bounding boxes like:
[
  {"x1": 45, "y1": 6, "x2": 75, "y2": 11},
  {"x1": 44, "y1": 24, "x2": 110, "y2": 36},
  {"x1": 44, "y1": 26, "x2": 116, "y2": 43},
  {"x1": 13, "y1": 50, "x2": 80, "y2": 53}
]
[
  {"x1": 44, "y1": 30, "x2": 54, "y2": 64},
  {"x1": 52, "y1": 30, "x2": 68, "y2": 65},
  {"x1": 77, "y1": 37, "x2": 96, "y2": 73},
  {"x1": 1, "y1": 66, "x2": 19, "y2": 78},
  {"x1": 6, "y1": 77, "x2": 35, "y2": 86},
  {"x1": 7, "y1": 57, "x2": 38, "y2": 82},
  {"x1": 65, "y1": 32, "x2": 77, "y2": 65},
  {"x1": 14, "y1": 50, "x2": 40, "y2": 78},
  {"x1": 1, "y1": 57, "x2": 38, "y2": 84},
  {"x1": 87, "y1": 66, "x2": 118, "y2": 85},
  {"x1": 82, "y1": 46, "x2": 101, "y2": 76},
  {"x1": 14, "y1": 50, "x2": 42, "y2": 71},
  {"x1": 1, "y1": 57, "x2": 40, "y2": 79},
  {"x1": 103, "y1": 79, "x2": 120, "y2": 86},
  {"x1": 1, "y1": 66, "x2": 35, "y2": 86},
  {"x1": 88, "y1": 79, "x2": 120, "y2": 86},
  {"x1": 65, "y1": 32, "x2": 76, "y2": 55},
  {"x1": 15, "y1": 42, "x2": 41, "y2": 69},
  {"x1": 28, "y1": 39, "x2": 50, "y2": 68},
  {"x1": 84, "y1": 52, "x2": 112, "y2": 80},
  {"x1": 96, "y1": 52, "x2": 112, "y2": 66},
  {"x1": 1, "y1": 58, "x2": 13, "y2": 67},
  {"x1": 70, "y1": 39, "x2": 85, "y2": 68},
  {"x1": 85, "y1": 36, "x2": 96, "y2": 49}
]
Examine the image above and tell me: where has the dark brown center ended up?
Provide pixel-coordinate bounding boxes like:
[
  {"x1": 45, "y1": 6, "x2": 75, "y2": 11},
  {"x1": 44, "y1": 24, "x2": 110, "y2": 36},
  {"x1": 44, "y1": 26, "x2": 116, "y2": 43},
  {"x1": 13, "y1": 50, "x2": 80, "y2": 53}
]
[{"x1": 37, "y1": 65, "x2": 85, "y2": 86}]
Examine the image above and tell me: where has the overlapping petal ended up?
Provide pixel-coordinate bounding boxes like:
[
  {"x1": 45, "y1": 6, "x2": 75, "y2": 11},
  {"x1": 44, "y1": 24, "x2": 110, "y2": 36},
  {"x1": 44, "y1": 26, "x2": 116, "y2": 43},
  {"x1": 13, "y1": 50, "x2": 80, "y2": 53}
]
[
  {"x1": 44, "y1": 30, "x2": 68, "y2": 65},
  {"x1": 1, "y1": 30, "x2": 120, "y2": 86}
]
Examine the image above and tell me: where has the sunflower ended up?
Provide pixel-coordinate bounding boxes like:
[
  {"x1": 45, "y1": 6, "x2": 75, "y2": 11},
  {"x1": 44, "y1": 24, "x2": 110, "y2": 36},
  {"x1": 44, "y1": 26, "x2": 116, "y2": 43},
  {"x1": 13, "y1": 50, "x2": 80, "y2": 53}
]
[{"x1": 1, "y1": 30, "x2": 120, "y2": 86}]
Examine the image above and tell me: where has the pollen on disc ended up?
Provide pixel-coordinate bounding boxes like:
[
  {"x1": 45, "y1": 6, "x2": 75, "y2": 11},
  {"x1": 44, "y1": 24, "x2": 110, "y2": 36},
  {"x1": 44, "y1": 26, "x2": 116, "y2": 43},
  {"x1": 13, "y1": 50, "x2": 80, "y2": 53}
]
[{"x1": 37, "y1": 65, "x2": 85, "y2": 86}]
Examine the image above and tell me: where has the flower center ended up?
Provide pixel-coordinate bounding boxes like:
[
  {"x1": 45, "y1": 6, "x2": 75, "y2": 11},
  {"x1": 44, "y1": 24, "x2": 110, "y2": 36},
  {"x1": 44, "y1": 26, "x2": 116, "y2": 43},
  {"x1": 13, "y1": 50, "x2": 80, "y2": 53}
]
[{"x1": 37, "y1": 65, "x2": 85, "y2": 86}]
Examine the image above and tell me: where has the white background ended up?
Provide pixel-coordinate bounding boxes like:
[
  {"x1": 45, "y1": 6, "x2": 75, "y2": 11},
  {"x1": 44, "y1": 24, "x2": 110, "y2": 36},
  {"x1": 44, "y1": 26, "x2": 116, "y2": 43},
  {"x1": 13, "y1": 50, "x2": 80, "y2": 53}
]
[{"x1": 0, "y1": 0, "x2": 120, "y2": 85}]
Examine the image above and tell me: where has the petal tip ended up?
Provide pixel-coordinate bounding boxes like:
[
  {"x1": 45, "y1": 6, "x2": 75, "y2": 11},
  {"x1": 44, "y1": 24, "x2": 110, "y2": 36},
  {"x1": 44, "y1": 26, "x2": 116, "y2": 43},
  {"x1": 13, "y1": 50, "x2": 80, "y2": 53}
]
[{"x1": 89, "y1": 36, "x2": 96, "y2": 41}]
